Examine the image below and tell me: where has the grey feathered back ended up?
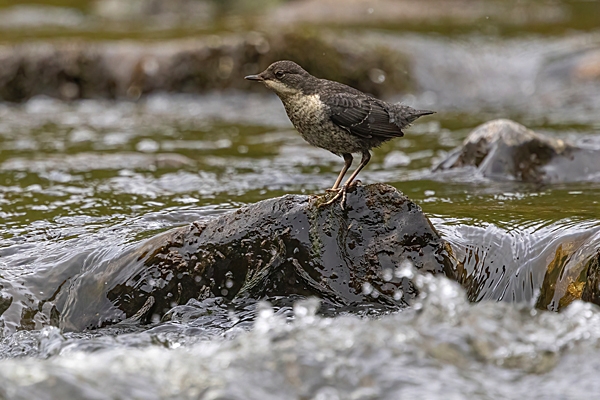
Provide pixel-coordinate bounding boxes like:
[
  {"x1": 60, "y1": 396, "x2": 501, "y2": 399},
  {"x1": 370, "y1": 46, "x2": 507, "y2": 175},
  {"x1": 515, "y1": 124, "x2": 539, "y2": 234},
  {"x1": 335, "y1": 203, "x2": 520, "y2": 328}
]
[{"x1": 319, "y1": 79, "x2": 434, "y2": 140}]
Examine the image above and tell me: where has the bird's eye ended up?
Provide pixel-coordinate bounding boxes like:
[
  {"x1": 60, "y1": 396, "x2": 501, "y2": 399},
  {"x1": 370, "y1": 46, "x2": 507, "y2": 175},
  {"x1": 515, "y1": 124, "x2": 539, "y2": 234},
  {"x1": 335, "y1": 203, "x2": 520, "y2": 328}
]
[{"x1": 274, "y1": 70, "x2": 284, "y2": 79}]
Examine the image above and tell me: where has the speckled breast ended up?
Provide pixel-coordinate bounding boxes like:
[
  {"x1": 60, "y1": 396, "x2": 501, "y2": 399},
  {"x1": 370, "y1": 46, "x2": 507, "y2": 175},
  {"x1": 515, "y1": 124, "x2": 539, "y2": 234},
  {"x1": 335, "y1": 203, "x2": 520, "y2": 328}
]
[{"x1": 282, "y1": 93, "x2": 370, "y2": 155}]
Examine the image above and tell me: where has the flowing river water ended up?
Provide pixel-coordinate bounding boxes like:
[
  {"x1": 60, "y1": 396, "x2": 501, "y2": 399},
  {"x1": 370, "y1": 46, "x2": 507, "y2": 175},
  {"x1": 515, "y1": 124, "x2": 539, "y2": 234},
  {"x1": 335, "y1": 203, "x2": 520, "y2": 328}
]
[{"x1": 1, "y1": 9, "x2": 600, "y2": 398}]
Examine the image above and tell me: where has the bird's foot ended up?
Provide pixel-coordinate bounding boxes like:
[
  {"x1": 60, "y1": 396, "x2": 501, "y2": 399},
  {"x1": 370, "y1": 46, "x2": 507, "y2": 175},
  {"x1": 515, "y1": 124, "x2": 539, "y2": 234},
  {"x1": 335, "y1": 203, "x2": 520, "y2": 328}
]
[
  {"x1": 319, "y1": 185, "x2": 348, "y2": 210},
  {"x1": 326, "y1": 180, "x2": 359, "y2": 193},
  {"x1": 348, "y1": 179, "x2": 361, "y2": 188},
  {"x1": 319, "y1": 180, "x2": 362, "y2": 209}
]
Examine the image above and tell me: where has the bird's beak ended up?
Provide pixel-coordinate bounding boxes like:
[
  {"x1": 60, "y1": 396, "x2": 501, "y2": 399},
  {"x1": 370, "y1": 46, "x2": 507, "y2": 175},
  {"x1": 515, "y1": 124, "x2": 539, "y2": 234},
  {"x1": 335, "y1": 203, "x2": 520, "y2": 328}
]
[{"x1": 245, "y1": 74, "x2": 264, "y2": 82}]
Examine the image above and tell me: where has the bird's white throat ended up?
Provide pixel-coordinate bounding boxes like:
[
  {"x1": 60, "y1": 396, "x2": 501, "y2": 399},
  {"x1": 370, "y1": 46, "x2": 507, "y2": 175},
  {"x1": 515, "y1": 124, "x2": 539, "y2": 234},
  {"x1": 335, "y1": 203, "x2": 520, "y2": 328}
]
[{"x1": 263, "y1": 80, "x2": 302, "y2": 98}]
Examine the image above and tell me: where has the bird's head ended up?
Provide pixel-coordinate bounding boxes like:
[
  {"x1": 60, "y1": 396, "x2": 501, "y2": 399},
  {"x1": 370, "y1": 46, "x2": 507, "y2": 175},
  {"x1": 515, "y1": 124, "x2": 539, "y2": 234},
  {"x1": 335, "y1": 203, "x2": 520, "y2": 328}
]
[{"x1": 245, "y1": 60, "x2": 313, "y2": 97}]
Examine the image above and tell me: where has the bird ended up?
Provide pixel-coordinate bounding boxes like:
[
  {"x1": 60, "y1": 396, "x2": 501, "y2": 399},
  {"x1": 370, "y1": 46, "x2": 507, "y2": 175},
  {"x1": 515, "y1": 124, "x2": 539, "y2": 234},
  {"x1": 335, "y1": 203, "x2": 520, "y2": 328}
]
[{"x1": 245, "y1": 60, "x2": 434, "y2": 208}]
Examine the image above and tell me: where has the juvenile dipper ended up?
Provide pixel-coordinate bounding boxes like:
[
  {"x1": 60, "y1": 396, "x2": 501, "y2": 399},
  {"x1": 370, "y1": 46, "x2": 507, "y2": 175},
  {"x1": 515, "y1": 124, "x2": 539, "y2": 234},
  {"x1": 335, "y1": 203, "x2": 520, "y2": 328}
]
[{"x1": 245, "y1": 60, "x2": 434, "y2": 207}]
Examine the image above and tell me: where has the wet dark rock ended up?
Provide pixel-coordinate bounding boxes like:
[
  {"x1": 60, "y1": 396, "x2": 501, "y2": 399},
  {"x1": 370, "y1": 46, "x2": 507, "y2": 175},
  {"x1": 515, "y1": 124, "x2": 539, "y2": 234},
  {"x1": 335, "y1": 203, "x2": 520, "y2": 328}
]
[
  {"x1": 0, "y1": 31, "x2": 409, "y2": 102},
  {"x1": 435, "y1": 119, "x2": 600, "y2": 183},
  {"x1": 445, "y1": 221, "x2": 600, "y2": 311},
  {"x1": 536, "y1": 228, "x2": 600, "y2": 311},
  {"x1": 57, "y1": 183, "x2": 454, "y2": 331}
]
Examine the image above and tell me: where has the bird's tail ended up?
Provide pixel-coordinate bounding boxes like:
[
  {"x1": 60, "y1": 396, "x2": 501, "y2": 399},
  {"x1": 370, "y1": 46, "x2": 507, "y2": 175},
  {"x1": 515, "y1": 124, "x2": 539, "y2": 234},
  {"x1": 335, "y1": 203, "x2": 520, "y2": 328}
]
[
  {"x1": 390, "y1": 105, "x2": 436, "y2": 127},
  {"x1": 415, "y1": 110, "x2": 436, "y2": 117},
  {"x1": 406, "y1": 108, "x2": 435, "y2": 123}
]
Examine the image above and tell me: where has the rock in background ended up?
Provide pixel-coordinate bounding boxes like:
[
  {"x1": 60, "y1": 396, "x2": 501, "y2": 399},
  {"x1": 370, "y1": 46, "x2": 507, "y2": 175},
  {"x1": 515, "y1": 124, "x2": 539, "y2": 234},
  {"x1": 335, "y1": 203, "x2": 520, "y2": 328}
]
[
  {"x1": 435, "y1": 119, "x2": 600, "y2": 183},
  {"x1": 0, "y1": 31, "x2": 410, "y2": 102}
]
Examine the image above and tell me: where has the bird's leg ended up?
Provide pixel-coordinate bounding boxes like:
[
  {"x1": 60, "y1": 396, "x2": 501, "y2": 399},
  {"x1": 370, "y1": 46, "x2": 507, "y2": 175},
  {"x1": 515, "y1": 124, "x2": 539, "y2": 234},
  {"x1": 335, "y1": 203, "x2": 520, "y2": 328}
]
[
  {"x1": 320, "y1": 151, "x2": 371, "y2": 209},
  {"x1": 326, "y1": 153, "x2": 353, "y2": 192},
  {"x1": 341, "y1": 151, "x2": 371, "y2": 189}
]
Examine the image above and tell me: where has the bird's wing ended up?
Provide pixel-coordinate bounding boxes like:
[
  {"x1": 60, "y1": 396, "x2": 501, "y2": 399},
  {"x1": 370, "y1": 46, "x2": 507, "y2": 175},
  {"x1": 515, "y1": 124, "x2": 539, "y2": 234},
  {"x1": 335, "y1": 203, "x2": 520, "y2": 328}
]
[{"x1": 324, "y1": 93, "x2": 404, "y2": 139}]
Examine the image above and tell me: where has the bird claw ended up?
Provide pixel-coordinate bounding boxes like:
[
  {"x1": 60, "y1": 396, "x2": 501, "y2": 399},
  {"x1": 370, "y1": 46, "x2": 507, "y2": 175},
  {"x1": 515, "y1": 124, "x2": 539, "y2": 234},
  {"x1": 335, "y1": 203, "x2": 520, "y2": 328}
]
[
  {"x1": 326, "y1": 180, "x2": 358, "y2": 193},
  {"x1": 348, "y1": 179, "x2": 360, "y2": 188},
  {"x1": 319, "y1": 185, "x2": 348, "y2": 210}
]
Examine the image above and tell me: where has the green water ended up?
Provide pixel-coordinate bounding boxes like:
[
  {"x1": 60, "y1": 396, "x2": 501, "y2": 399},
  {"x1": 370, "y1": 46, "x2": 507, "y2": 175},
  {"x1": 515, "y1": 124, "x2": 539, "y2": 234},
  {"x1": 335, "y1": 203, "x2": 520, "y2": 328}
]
[
  {"x1": 1, "y1": 98, "x2": 597, "y2": 243},
  {"x1": 1, "y1": 95, "x2": 598, "y2": 330}
]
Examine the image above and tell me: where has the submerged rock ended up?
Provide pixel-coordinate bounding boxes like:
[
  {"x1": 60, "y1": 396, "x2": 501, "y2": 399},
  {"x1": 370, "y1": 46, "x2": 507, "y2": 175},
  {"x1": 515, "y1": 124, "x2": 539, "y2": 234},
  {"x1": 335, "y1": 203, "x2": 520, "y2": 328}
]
[
  {"x1": 537, "y1": 227, "x2": 600, "y2": 311},
  {"x1": 443, "y1": 221, "x2": 600, "y2": 311},
  {"x1": 435, "y1": 119, "x2": 600, "y2": 183},
  {"x1": 57, "y1": 183, "x2": 454, "y2": 331}
]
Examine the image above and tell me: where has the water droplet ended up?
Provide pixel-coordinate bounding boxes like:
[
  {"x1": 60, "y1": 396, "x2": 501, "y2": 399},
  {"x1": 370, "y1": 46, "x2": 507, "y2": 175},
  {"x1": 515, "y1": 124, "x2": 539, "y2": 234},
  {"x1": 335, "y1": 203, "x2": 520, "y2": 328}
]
[
  {"x1": 395, "y1": 260, "x2": 415, "y2": 279},
  {"x1": 294, "y1": 297, "x2": 320, "y2": 320},
  {"x1": 368, "y1": 68, "x2": 386, "y2": 84},
  {"x1": 257, "y1": 301, "x2": 274, "y2": 320},
  {"x1": 382, "y1": 268, "x2": 393, "y2": 282}
]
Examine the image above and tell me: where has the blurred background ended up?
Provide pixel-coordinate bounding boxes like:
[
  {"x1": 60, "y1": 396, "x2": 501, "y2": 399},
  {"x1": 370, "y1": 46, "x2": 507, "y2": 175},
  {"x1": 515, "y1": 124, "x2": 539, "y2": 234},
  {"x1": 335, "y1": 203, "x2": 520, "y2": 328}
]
[
  {"x1": 0, "y1": 0, "x2": 599, "y2": 221},
  {"x1": 0, "y1": 0, "x2": 599, "y2": 106},
  {"x1": 0, "y1": 1, "x2": 600, "y2": 398}
]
